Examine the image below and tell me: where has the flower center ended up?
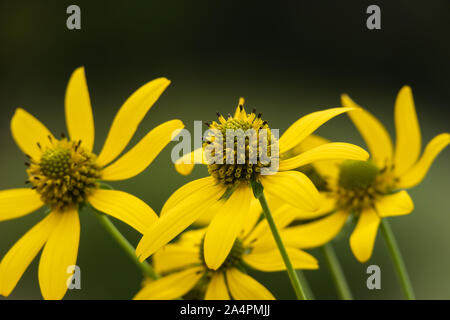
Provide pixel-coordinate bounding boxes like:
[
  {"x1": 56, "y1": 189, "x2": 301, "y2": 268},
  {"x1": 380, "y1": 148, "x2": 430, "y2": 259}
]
[
  {"x1": 26, "y1": 138, "x2": 101, "y2": 211},
  {"x1": 199, "y1": 236, "x2": 244, "y2": 271},
  {"x1": 335, "y1": 160, "x2": 396, "y2": 213},
  {"x1": 205, "y1": 105, "x2": 276, "y2": 187}
]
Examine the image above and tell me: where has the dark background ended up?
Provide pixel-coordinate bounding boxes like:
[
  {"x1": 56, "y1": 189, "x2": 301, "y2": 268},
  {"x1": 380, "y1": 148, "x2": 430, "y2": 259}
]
[{"x1": 0, "y1": 1, "x2": 449, "y2": 299}]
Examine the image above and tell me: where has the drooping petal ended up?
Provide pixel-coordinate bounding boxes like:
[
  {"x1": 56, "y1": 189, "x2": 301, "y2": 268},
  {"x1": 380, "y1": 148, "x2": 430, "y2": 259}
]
[
  {"x1": 204, "y1": 186, "x2": 252, "y2": 270},
  {"x1": 0, "y1": 188, "x2": 44, "y2": 222},
  {"x1": 343, "y1": 95, "x2": 393, "y2": 166},
  {"x1": 38, "y1": 208, "x2": 80, "y2": 300},
  {"x1": 0, "y1": 212, "x2": 60, "y2": 297},
  {"x1": 226, "y1": 268, "x2": 275, "y2": 300},
  {"x1": 398, "y1": 133, "x2": 450, "y2": 188},
  {"x1": 174, "y1": 147, "x2": 206, "y2": 176},
  {"x1": 101, "y1": 119, "x2": 184, "y2": 181},
  {"x1": 375, "y1": 191, "x2": 414, "y2": 218},
  {"x1": 153, "y1": 244, "x2": 200, "y2": 274},
  {"x1": 96, "y1": 78, "x2": 171, "y2": 167},
  {"x1": 349, "y1": 208, "x2": 380, "y2": 263},
  {"x1": 205, "y1": 272, "x2": 230, "y2": 300},
  {"x1": 279, "y1": 142, "x2": 369, "y2": 171},
  {"x1": 394, "y1": 86, "x2": 422, "y2": 176},
  {"x1": 133, "y1": 267, "x2": 203, "y2": 300},
  {"x1": 241, "y1": 198, "x2": 264, "y2": 239},
  {"x1": 136, "y1": 180, "x2": 224, "y2": 261},
  {"x1": 243, "y1": 248, "x2": 318, "y2": 271},
  {"x1": 10, "y1": 108, "x2": 54, "y2": 160},
  {"x1": 64, "y1": 67, "x2": 95, "y2": 152},
  {"x1": 282, "y1": 210, "x2": 349, "y2": 249},
  {"x1": 279, "y1": 107, "x2": 355, "y2": 153},
  {"x1": 88, "y1": 189, "x2": 158, "y2": 234},
  {"x1": 261, "y1": 171, "x2": 320, "y2": 212}
]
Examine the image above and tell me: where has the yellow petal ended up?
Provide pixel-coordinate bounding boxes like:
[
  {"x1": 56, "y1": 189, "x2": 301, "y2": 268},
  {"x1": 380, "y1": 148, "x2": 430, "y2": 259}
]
[
  {"x1": 226, "y1": 268, "x2": 275, "y2": 300},
  {"x1": 343, "y1": 95, "x2": 393, "y2": 166},
  {"x1": 136, "y1": 179, "x2": 223, "y2": 261},
  {"x1": 88, "y1": 189, "x2": 158, "y2": 234},
  {"x1": 279, "y1": 107, "x2": 355, "y2": 153},
  {"x1": 133, "y1": 267, "x2": 203, "y2": 300},
  {"x1": 240, "y1": 198, "x2": 263, "y2": 239},
  {"x1": 244, "y1": 248, "x2": 318, "y2": 271},
  {"x1": 205, "y1": 272, "x2": 230, "y2": 300},
  {"x1": 261, "y1": 171, "x2": 320, "y2": 212},
  {"x1": 174, "y1": 147, "x2": 206, "y2": 176},
  {"x1": 203, "y1": 186, "x2": 252, "y2": 270},
  {"x1": 10, "y1": 108, "x2": 54, "y2": 160},
  {"x1": 279, "y1": 142, "x2": 369, "y2": 171},
  {"x1": 38, "y1": 208, "x2": 80, "y2": 300},
  {"x1": 96, "y1": 78, "x2": 171, "y2": 167},
  {"x1": 375, "y1": 191, "x2": 414, "y2": 217},
  {"x1": 153, "y1": 244, "x2": 200, "y2": 274},
  {"x1": 0, "y1": 212, "x2": 60, "y2": 297},
  {"x1": 0, "y1": 188, "x2": 43, "y2": 222},
  {"x1": 398, "y1": 133, "x2": 450, "y2": 188},
  {"x1": 64, "y1": 67, "x2": 95, "y2": 152},
  {"x1": 349, "y1": 208, "x2": 380, "y2": 263},
  {"x1": 394, "y1": 86, "x2": 422, "y2": 176},
  {"x1": 102, "y1": 119, "x2": 184, "y2": 181},
  {"x1": 282, "y1": 210, "x2": 349, "y2": 249}
]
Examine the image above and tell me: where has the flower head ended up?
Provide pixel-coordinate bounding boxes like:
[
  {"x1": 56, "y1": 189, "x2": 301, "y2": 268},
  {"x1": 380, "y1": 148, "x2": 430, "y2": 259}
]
[
  {"x1": 134, "y1": 202, "x2": 318, "y2": 300},
  {"x1": 282, "y1": 86, "x2": 450, "y2": 262},
  {"x1": 136, "y1": 98, "x2": 369, "y2": 270},
  {"x1": 0, "y1": 67, "x2": 183, "y2": 299}
]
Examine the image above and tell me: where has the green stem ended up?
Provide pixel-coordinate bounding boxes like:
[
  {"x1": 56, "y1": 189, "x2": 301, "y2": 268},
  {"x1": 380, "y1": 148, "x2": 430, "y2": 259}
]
[
  {"x1": 256, "y1": 192, "x2": 307, "y2": 300},
  {"x1": 296, "y1": 270, "x2": 315, "y2": 300},
  {"x1": 94, "y1": 210, "x2": 159, "y2": 280},
  {"x1": 380, "y1": 219, "x2": 415, "y2": 300},
  {"x1": 320, "y1": 243, "x2": 353, "y2": 300}
]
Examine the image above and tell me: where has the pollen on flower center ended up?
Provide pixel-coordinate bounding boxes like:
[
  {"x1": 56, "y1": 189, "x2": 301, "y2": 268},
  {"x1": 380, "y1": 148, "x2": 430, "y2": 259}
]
[
  {"x1": 205, "y1": 102, "x2": 276, "y2": 187},
  {"x1": 26, "y1": 137, "x2": 101, "y2": 211},
  {"x1": 199, "y1": 236, "x2": 244, "y2": 271}
]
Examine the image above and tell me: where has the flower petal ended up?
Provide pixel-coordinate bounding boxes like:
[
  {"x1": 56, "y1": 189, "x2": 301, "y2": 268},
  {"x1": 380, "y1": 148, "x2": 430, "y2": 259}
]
[
  {"x1": 153, "y1": 244, "x2": 200, "y2": 274},
  {"x1": 349, "y1": 208, "x2": 380, "y2": 263},
  {"x1": 174, "y1": 147, "x2": 206, "y2": 176},
  {"x1": 279, "y1": 142, "x2": 369, "y2": 171},
  {"x1": 136, "y1": 179, "x2": 223, "y2": 261},
  {"x1": 205, "y1": 272, "x2": 230, "y2": 300},
  {"x1": 38, "y1": 208, "x2": 80, "y2": 300},
  {"x1": 279, "y1": 107, "x2": 355, "y2": 153},
  {"x1": 282, "y1": 210, "x2": 349, "y2": 249},
  {"x1": 0, "y1": 188, "x2": 44, "y2": 222},
  {"x1": 398, "y1": 133, "x2": 450, "y2": 188},
  {"x1": 343, "y1": 95, "x2": 393, "y2": 166},
  {"x1": 0, "y1": 212, "x2": 60, "y2": 297},
  {"x1": 10, "y1": 108, "x2": 54, "y2": 160},
  {"x1": 133, "y1": 267, "x2": 203, "y2": 300},
  {"x1": 101, "y1": 119, "x2": 184, "y2": 181},
  {"x1": 96, "y1": 78, "x2": 171, "y2": 167},
  {"x1": 204, "y1": 186, "x2": 252, "y2": 270},
  {"x1": 88, "y1": 189, "x2": 158, "y2": 234},
  {"x1": 64, "y1": 67, "x2": 95, "y2": 152},
  {"x1": 262, "y1": 171, "x2": 320, "y2": 212},
  {"x1": 244, "y1": 248, "x2": 318, "y2": 272},
  {"x1": 375, "y1": 191, "x2": 414, "y2": 217},
  {"x1": 394, "y1": 86, "x2": 422, "y2": 176},
  {"x1": 226, "y1": 268, "x2": 275, "y2": 300}
]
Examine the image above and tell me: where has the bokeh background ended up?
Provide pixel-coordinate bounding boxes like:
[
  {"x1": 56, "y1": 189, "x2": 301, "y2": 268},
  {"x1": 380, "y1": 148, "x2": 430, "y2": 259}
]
[{"x1": 0, "y1": 0, "x2": 449, "y2": 299}]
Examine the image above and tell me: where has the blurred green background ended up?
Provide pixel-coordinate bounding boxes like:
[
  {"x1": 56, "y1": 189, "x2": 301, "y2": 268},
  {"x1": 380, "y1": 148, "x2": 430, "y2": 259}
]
[{"x1": 0, "y1": 1, "x2": 449, "y2": 299}]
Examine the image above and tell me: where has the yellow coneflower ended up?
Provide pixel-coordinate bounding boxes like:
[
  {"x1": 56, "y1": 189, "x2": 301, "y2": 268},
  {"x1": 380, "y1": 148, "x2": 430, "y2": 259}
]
[
  {"x1": 0, "y1": 67, "x2": 183, "y2": 299},
  {"x1": 282, "y1": 86, "x2": 449, "y2": 264},
  {"x1": 134, "y1": 201, "x2": 318, "y2": 300},
  {"x1": 136, "y1": 98, "x2": 369, "y2": 272}
]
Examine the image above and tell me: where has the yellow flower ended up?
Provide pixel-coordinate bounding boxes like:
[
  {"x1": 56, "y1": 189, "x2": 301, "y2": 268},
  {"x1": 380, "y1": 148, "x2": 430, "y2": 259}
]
[
  {"x1": 0, "y1": 67, "x2": 184, "y2": 299},
  {"x1": 136, "y1": 98, "x2": 369, "y2": 270},
  {"x1": 282, "y1": 86, "x2": 450, "y2": 263},
  {"x1": 134, "y1": 201, "x2": 318, "y2": 300}
]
